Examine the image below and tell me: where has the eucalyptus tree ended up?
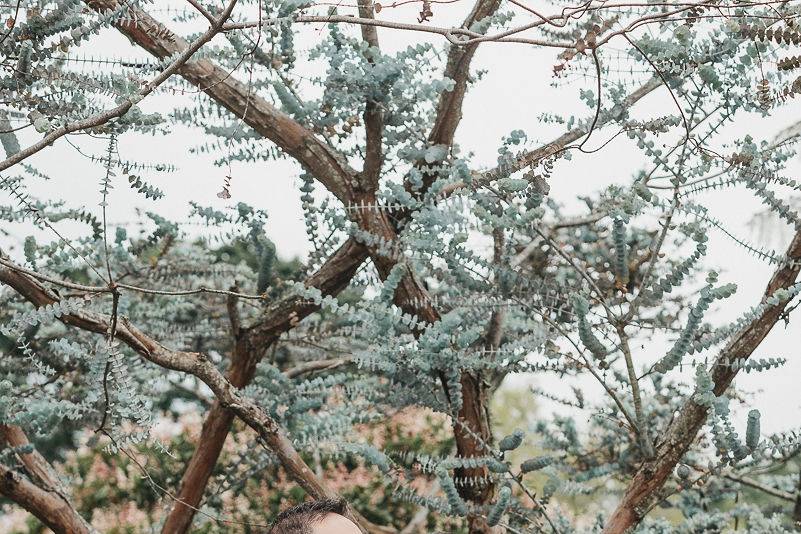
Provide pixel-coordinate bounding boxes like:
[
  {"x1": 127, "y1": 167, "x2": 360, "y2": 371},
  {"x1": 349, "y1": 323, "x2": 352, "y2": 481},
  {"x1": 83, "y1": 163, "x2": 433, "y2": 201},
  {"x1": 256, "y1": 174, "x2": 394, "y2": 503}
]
[{"x1": 2, "y1": 0, "x2": 801, "y2": 533}]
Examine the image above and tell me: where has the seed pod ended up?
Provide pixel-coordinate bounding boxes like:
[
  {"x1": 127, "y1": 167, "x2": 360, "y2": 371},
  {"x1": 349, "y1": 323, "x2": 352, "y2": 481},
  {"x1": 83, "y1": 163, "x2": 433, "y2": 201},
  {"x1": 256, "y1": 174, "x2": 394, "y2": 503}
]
[
  {"x1": 676, "y1": 464, "x2": 690, "y2": 479},
  {"x1": 436, "y1": 467, "x2": 467, "y2": 517},
  {"x1": 746, "y1": 409, "x2": 761, "y2": 450},
  {"x1": 499, "y1": 429, "x2": 524, "y2": 452},
  {"x1": 487, "y1": 459, "x2": 509, "y2": 473},
  {"x1": 487, "y1": 483, "x2": 512, "y2": 527},
  {"x1": 520, "y1": 456, "x2": 553, "y2": 473}
]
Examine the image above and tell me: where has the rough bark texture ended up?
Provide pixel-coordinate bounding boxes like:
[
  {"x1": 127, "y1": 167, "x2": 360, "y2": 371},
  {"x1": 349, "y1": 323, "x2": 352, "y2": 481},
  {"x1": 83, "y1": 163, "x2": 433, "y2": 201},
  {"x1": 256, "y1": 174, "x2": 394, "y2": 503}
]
[
  {"x1": 0, "y1": 425, "x2": 63, "y2": 491},
  {"x1": 0, "y1": 464, "x2": 91, "y2": 534},
  {"x1": 0, "y1": 425, "x2": 91, "y2": 534},
  {"x1": 603, "y1": 230, "x2": 801, "y2": 534}
]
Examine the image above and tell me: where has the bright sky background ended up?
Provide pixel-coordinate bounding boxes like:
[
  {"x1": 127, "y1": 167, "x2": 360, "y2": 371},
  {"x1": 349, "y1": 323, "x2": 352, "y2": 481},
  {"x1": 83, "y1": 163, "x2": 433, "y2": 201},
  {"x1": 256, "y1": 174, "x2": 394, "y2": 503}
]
[{"x1": 3, "y1": 0, "x2": 800, "y2": 436}]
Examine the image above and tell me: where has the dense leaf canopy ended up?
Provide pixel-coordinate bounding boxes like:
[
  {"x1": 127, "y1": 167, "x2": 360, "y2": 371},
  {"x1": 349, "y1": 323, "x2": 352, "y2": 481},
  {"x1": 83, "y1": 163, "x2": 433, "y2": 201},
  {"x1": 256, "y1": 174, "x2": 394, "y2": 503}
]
[{"x1": 1, "y1": 1, "x2": 801, "y2": 533}]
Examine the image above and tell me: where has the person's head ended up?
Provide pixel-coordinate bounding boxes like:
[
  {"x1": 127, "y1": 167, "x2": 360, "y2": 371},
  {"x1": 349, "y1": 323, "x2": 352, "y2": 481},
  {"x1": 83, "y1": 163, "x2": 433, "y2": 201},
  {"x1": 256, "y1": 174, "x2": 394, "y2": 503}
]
[{"x1": 268, "y1": 499, "x2": 361, "y2": 534}]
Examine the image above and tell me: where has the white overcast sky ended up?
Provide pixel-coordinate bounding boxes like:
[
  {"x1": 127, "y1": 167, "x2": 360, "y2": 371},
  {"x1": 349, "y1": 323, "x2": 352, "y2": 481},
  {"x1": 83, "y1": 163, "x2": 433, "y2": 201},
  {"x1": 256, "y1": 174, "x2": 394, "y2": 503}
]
[{"x1": 4, "y1": 0, "x2": 801, "y2": 435}]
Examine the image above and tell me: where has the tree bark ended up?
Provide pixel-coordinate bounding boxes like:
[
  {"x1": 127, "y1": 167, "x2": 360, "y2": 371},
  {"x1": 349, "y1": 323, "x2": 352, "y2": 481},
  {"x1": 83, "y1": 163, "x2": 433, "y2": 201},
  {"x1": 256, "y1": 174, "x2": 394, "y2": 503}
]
[
  {"x1": 0, "y1": 464, "x2": 90, "y2": 534},
  {"x1": 0, "y1": 425, "x2": 93, "y2": 533},
  {"x1": 0, "y1": 460, "x2": 91, "y2": 534},
  {"x1": 603, "y1": 230, "x2": 801, "y2": 534},
  {"x1": 162, "y1": 239, "x2": 367, "y2": 534},
  {"x1": 1, "y1": 425, "x2": 62, "y2": 491}
]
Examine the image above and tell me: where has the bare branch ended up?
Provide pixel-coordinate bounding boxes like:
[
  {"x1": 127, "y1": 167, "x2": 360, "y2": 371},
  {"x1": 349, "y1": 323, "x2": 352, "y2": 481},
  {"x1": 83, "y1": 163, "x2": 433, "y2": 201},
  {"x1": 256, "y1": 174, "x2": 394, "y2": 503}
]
[
  {"x1": 285, "y1": 357, "x2": 351, "y2": 378},
  {"x1": 0, "y1": 463, "x2": 92, "y2": 534},
  {"x1": 615, "y1": 326, "x2": 654, "y2": 458},
  {"x1": 221, "y1": 14, "x2": 573, "y2": 48},
  {"x1": 0, "y1": 425, "x2": 67, "y2": 496},
  {"x1": 429, "y1": 0, "x2": 502, "y2": 148},
  {"x1": 186, "y1": 0, "x2": 216, "y2": 24},
  {"x1": 226, "y1": 286, "x2": 241, "y2": 339},
  {"x1": 720, "y1": 471, "x2": 796, "y2": 502}
]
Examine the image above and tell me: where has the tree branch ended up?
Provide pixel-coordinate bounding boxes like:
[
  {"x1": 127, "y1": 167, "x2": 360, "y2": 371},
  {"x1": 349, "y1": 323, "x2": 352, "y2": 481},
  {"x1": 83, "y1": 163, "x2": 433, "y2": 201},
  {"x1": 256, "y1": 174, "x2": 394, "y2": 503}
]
[
  {"x1": 0, "y1": 425, "x2": 72, "y2": 499},
  {"x1": 603, "y1": 229, "x2": 801, "y2": 534},
  {"x1": 428, "y1": 0, "x2": 502, "y2": 148},
  {"x1": 0, "y1": 0, "x2": 238, "y2": 173},
  {"x1": 616, "y1": 325, "x2": 654, "y2": 458},
  {"x1": 0, "y1": 426, "x2": 92, "y2": 534},
  {"x1": 84, "y1": 0, "x2": 360, "y2": 204},
  {"x1": 285, "y1": 357, "x2": 351, "y2": 378},
  {"x1": 0, "y1": 463, "x2": 92, "y2": 534},
  {"x1": 0, "y1": 264, "x2": 377, "y2": 532},
  {"x1": 357, "y1": 0, "x2": 385, "y2": 190},
  {"x1": 220, "y1": 14, "x2": 574, "y2": 48},
  {"x1": 720, "y1": 470, "x2": 796, "y2": 502}
]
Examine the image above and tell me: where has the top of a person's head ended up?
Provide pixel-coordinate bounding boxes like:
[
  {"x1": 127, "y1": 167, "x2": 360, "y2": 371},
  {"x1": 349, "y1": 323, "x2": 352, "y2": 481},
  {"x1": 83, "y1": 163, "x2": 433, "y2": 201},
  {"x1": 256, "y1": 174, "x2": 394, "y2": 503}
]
[{"x1": 268, "y1": 499, "x2": 360, "y2": 534}]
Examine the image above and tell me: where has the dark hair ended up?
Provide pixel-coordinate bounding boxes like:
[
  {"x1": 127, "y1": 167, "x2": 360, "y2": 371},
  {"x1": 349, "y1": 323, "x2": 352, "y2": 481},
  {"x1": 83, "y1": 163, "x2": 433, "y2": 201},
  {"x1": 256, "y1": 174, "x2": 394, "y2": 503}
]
[{"x1": 268, "y1": 499, "x2": 349, "y2": 534}]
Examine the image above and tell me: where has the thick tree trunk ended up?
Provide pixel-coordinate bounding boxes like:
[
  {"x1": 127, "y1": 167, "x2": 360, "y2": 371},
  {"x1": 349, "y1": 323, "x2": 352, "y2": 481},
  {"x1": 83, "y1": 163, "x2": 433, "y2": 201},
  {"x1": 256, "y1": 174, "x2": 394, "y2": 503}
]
[
  {"x1": 161, "y1": 403, "x2": 237, "y2": 534},
  {"x1": 456, "y1": 372, "x2": 495, "y2": 534}
]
